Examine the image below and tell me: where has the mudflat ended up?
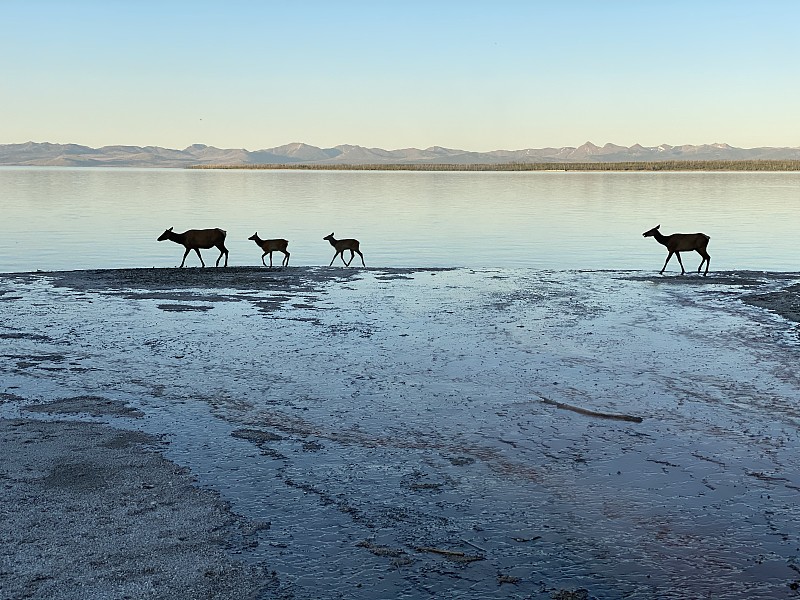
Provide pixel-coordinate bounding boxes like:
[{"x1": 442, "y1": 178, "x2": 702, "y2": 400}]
[{"x1": 1, "y1": 267, "x2": 799, "y2": 599}]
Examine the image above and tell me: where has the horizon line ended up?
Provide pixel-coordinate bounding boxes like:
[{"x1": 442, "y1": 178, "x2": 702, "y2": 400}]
[{"x1": 6, "y1": 140, "x2": 800, "y2": 153}]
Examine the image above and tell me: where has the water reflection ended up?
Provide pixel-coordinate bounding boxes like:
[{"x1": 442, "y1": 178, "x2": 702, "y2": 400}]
[{"x1": 1, "y1": 167, "x2": 798, "y2": 272}]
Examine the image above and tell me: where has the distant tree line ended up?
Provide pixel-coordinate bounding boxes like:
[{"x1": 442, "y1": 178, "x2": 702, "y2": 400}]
[{"x1": 189, "y1": 160, "x2": 800, "y2": 172}]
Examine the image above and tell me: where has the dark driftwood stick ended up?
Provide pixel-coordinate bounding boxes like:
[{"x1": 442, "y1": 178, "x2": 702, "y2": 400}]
[
  {"x1": 540, "y1": 397, "x2": 643, "y2": 423},
  {"x1": 416, "y1": 547, "x2": 485, "y2": 563},
  {"x1": 417, "y1": 547, "x2": 466, "y2": 557}
]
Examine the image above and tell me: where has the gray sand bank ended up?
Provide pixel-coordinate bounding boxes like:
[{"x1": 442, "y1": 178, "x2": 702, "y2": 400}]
[
  {"x1": 743, "y1": 281, "x2": 800, "y2": 324},
  {"x1": 0, "y1": 415, "x2": 280, "y2": 600}
]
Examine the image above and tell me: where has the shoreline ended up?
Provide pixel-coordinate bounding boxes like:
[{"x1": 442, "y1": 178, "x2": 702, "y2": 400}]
[
  {"x1": 186, "y1": 160, "x2": 800, "y2": 172},
  {"x1": 2, "y1": 266, "x2": 800, "y2": 598},
  {"x1": 4, "y1": 265, "x2": 797, "y2": 322}
]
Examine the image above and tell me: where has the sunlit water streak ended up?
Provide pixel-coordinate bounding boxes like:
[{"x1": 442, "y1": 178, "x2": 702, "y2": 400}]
[{"x1": 1, "y1": 167, "x2": 798, "y2": 272}]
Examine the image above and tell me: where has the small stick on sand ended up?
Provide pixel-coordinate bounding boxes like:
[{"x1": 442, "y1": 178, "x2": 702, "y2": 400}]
[
  {"x1": 416, "y1": 547, "x2": 466, "y2": 557},
  {"x1": 416, "y1": 547, "x2": 484, "y2": 563},
  {"x1": 539, "y1": 397, "x2": 643, "y2": 423}
]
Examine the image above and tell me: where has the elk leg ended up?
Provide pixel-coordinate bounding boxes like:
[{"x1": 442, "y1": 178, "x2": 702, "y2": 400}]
[
  {"x1": 329, "y1": 252, "x2": 338, "y2": 267},
  {"x1": 355, "y1": 250, "x2": 365, "y2": 267},
  {"x1": 675, "y1": 252, "x2": 686, "y2": 274},
  {"x1": 340, "y1": 251, "x2": 349, "y2": 266},
  {"x1": 261, "y1": 252, "x2": 267, "y2": 267},
  {"x1": 697, "y1": 250, "x2": 710, "y2": 276},
  {"x1": 195, "y1": 248, "x2": 206, "y2": 267},
  {"x1": 214, "y1": 243, "x2": 228, "y2": 267},
  {"x1": 215, "y1": 245, "x2": 228, "y2": 267},
  {"x1": 269, "y1": 251, "x2": 274, "y2": 267},
  {"x1": 180, "y1": 248, "x2": 191, "y2": 268},
  {"x1": 660, "y1": 252, "x2": 674, "y2": 274},
  {"x1": 282, "y1": 250, "x2": 290, "y2": 266},
  {"x1": 345, "y1": 249, "x2": 355, "y2": 266}
]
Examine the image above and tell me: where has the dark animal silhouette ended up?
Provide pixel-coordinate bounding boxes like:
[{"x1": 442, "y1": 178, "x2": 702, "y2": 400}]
[
  {"x1": 642, "y1": 225, "x2": 710, "y2": 276},
  {"x1": 323, "y1": 233, "x2": 365, "y2": 267},
  {"x1": 157, "y1": 227, "x2": 229, "y2": 267},
  {"x1": 248, "y1": 233, "x2": 290, "y2": 267}
]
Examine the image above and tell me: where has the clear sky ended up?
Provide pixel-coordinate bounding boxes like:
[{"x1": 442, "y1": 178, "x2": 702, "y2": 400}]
[{"x1": 3, "y1": 1, "x2": 799, "y2": 152}]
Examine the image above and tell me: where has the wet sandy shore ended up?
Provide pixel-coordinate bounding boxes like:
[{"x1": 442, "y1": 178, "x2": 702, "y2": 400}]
[
  {"x1": 1, "y1": 266, "x2": 800, "y2": 599},
  {"x1": 0, "y1": 418, "x2": 280, "y2": 600}
]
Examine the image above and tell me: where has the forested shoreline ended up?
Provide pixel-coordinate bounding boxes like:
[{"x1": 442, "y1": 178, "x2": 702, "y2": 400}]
[{"x1": 189, "y1": 160, "x2": 800, "y2": 172}]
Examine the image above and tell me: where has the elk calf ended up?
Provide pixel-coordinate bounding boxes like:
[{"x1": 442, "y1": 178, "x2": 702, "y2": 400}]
[
  {"x1": 323, "y1": 233, "x2": 365, "y2": 267},
  {"x1": 157, "y1": 227, "x2": 229, "y2": 267},
  {"x1": 642, "y1": 224, "x2": 710, "y2": 276},
  {"x1": 248, "y1": 233, "x2": 290, "y2": 267}
]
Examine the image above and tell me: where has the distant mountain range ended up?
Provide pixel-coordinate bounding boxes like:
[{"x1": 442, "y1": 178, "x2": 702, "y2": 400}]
[{"x1": 2, "y1": 141, "x2": 800, "y2": 168}]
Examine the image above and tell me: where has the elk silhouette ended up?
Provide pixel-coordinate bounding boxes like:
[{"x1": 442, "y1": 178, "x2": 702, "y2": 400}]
[
  {"x1": 642, "y1": 225, "x2": 710, "y2": 276},
  {"x1": 248, "y1": 233, "x2": 290, "y2": 267},
  {"x1": 323, "y1": 233, "x2": 365, "y2": 267},
  {"x1": 157, "y1": 227, "x2": 229, "y2": 267}
]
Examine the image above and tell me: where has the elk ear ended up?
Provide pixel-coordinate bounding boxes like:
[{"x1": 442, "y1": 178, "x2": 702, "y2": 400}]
[
  {"x1": 168, "y1": 227, "x2": 173, "y2": 231},
  {"x1": 656, "y1": 224, "x2": 660, "y2": 229}
]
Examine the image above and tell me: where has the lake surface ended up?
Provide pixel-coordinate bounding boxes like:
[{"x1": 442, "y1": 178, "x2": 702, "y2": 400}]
[{"x1": 1, "y1": 167, "x2": 798, "y2": 272}]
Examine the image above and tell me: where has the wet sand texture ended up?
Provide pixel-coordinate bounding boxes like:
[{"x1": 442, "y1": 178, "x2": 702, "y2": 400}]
[
  {"x1": 0, "y1": 419, "x2": 279, "y2": 600},
  {"x1": 2, "y1": 266, "x2": 800, "y2": 599}
]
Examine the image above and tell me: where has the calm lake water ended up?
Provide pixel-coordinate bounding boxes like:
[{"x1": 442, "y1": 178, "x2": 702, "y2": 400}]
[{"x1": 1, "y1": 167, "x2": 798, "y2": 272}]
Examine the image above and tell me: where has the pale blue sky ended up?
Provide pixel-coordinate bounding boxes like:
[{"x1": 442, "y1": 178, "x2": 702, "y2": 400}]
[{"x1": 3, "y1": 1, "x2": 798, "y2": 151}]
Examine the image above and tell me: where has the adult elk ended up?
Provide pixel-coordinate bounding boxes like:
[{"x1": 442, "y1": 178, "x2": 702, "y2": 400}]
[
  {"x1": 642, "y1": 225, "x2": 710, "y2": 276},
  {"x1": 323, "y1": 233, "x2": 365, "y2": 267},
  {"x1": 248, "y1": 233, "x2": 290, "y2": 267},
  {"x1": 157, "y1": 227, "x2": 229, "y2": 267}
]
